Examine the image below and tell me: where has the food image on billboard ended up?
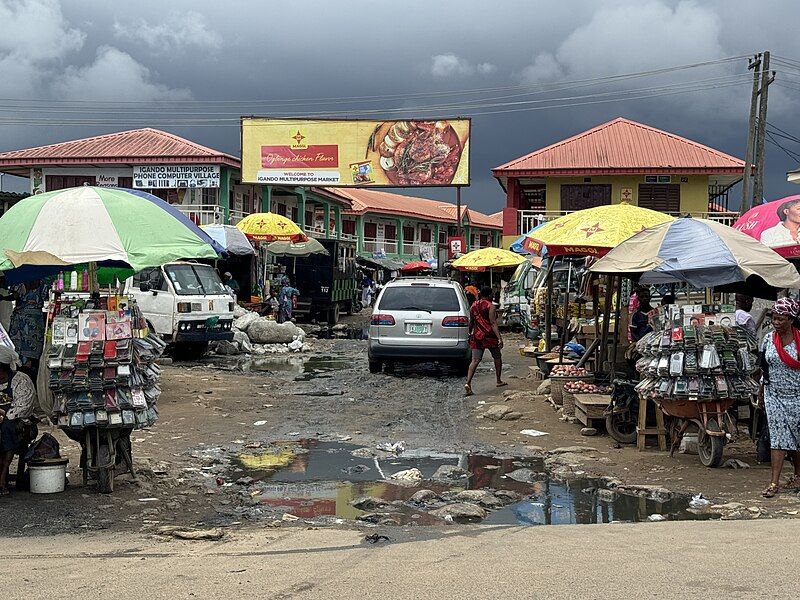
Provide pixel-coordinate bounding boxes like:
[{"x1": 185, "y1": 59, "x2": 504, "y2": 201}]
[{"x1": 241, "y1": 118, "x2": 470, "y2": 187}]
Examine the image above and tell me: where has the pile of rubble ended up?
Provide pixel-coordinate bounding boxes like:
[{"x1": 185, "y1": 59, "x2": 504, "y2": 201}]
[{"x1": 209, "y1": 305, "x2": 310, "y2": 356}]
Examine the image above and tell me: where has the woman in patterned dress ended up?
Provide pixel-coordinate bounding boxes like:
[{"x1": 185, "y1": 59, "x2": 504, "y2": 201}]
[{"x1": 761, "y1": 297, "x2": 800, "y2": 498}]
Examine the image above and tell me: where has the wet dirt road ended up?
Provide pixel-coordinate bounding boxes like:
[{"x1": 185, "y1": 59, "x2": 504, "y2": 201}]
[{"x1": 3, "y1": 315, "x2": 799, "y2": 538}]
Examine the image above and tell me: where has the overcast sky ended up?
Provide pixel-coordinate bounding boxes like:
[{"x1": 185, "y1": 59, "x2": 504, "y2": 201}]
[{"x1": 2, "y1": 0, "x2": 800, "y2": 212}]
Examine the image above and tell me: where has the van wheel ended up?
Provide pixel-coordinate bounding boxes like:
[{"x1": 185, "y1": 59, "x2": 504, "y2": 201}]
[
  {"x1": 328, "y1": 303, "x2": 340, "y2": 325},
  {"x1": 368, "y1": 359, "x2": 383, "y2": 374}
]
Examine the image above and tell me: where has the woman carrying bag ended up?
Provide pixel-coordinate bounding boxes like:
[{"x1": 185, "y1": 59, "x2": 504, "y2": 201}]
[{"x1": 761, "y1": 298, "x2": 800, "y2": 498}]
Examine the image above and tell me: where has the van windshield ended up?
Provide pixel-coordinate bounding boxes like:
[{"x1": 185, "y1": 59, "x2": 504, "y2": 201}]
[
  {"x1": 165, "y1": 264, "x2": 227, "y2": 296},
  {"x1": 378, "y1": 286, "x2": 460, "y2": 312}
]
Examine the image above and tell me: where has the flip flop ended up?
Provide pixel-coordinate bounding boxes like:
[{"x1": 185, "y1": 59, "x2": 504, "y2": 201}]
[
  {"x1": 464, "y1": 384, "x2": 474, "y2": 397},
  {"x1": 496, "y1": 381, "x2": 508, "y2": 388},
  {"x1": 762, "y1": 483, "x2": 779, "y2": 498}
]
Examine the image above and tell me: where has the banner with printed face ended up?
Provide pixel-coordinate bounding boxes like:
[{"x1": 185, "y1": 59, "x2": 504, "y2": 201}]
[{"x1": 241, "y1": 117, "x2": 470, "y2": 187}]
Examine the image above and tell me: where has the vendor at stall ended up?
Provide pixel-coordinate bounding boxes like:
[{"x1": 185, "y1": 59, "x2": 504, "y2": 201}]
[
  {"x1": 223, "y1": 272, "x2": 241, "y2": 300},
  {"x1": 8, "y1": 279, "x2": 49, "y2": 379},
  {"x1": 629, "y1": 287, "x2": 655, "y2": 342},
  {"x1": 277, "y1": 277, "x2": 299, "y2": 324},
  {"x1": 735, "y1": 294, "x2": 757, "y2": 334},
  {"x1": 0, "y1": 348, "x2": 37, "y2": 495}
]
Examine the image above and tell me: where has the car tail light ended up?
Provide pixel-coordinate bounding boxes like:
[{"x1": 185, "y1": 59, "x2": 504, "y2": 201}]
[
  {"x1": 370, "y1": 314, "x2": 395, "y2": 326},
  {"x1": 442, "y1": 316, "x2": 469, "y2": 327},
  {"x1": 177, "y1": 302, "x2": 192, "y2": 313}
]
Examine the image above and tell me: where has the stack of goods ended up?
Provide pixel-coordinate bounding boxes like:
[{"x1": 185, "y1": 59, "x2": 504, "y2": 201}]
[
  {"x1": 563, "y1": 380, "x2": 611, "y2": 395},
  {"x1": 48, "y1": 294, "x2": 166, "y2": 431},
  {"x1": 633, "y1": 324, "x2": 759, "y2": 403}
]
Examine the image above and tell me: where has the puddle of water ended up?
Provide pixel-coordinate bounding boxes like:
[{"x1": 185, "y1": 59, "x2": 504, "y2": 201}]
[
  {"x1": 182, "y1": 355, "x2": 352, "y2": 381},
  {"x1": 231, "y1": 441, "x2": 714, "y2": 527},
  {"x1": 312, "y1": 325, "x2": 369, "y2": 340}
]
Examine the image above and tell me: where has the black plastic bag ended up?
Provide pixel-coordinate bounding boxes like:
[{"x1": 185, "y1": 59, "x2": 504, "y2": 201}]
[
  {"x1": 24, "y1": 432, "x2": 61, "y2": 462},
  {"x1": 757, "y1": 427, "x2": 771, "y2": 464}
]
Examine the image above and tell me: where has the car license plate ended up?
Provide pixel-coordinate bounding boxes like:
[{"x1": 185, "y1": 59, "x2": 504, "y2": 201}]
[{"x1": 406, "y1": 323, "x2": 430, "y2": 335}]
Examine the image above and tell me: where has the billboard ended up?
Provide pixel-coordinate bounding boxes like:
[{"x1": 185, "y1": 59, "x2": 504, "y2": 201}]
[{"x1": 241, "y1": 117, "x2": 470, "y2": 187}]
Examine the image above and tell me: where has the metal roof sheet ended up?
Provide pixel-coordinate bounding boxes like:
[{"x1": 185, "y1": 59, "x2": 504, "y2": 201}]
[{"x1": 493, "y1": 117, "x2": 744, "y2": 176}]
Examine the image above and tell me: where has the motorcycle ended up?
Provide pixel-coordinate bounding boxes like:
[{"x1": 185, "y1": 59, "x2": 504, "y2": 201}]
[{"x1": 605, "y1": 379, "x2": 639, "y2": 444}]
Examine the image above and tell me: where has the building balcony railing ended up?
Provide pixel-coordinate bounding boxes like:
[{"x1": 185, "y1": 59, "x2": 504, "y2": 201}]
[
  {"x1": 518, "y1": 209, "x2": 739, "y2": 234},
  {"x1": 229, "y1": 209, "x2": 248, "y2": 225},
  {"x1": 363, "y1": 238, "x2": 398, "y2": 254},
  {"x1": 175, "y1": 204, "x2": 224, "y2": 226}
]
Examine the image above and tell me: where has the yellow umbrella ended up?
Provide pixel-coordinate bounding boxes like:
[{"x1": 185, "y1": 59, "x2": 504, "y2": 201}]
[
  {"x1": 451, "y1": 247, "x2": 525, "y2": 271},
  {"x1": 524, "y1": 203, "x2": 674, "y2": 257},
  {"x1": 236, "y1": 212, "x2": 307, "y2": 242}
]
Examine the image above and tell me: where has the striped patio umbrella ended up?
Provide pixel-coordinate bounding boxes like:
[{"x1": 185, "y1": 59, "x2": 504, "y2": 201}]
[
  {"x1": 236, "y1": 212, "x2": 307, "y2": 242},
  {"x1": 590, "y1": 216, "x2": 800, "y2": 297},
  {"x1": 0, "y1": 187, "x2": 222, "y2": 274},
  {"x1": 200, "y1": 224, "x2": 255, "y2": 256}
]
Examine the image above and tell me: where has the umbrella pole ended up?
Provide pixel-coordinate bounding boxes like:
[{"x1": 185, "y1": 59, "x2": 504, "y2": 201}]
[
  {"x1": 559, "y1": 260, "x2": 573, "y2": 363},
  {"x1": 599, "y1": 274, "x2": 612, "y2": 373},
  {"x1": 610, "y1": 275, "x2": 624, "y2": 376},
  {"x1": 545, "y1": 260, "x2": 554, "y2": 351}
]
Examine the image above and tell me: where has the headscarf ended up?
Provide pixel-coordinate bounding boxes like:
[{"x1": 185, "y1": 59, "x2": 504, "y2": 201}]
[{"x1": 773, "y1": 297, "x2": 800, "y2": 318}]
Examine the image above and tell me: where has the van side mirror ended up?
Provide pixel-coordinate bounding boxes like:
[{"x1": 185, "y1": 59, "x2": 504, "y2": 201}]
[{"x1": 139, "y1": 282, "x2": 151, "y2": 292}]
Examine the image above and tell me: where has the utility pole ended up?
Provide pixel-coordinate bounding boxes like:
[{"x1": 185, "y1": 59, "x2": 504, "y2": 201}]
[
  {"x1": 740, "y1": 53, "x2": 761, "y2": 214},
  {"x1": 753, "y1": 51, "x2": 775, "y2": 208}
]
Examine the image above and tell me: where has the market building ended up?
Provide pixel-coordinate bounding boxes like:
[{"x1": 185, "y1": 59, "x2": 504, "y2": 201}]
[
  {"x1": 323, "y1": 188, "x2": 503, "y2": 262},
  {"x1": 493, "y1": 117, "x2": 745, "y2": 248}
]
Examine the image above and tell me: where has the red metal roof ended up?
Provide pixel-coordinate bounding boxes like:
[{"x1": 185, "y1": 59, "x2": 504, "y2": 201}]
[
  {"x1": 0, "y1": 128, "x2": 241, "y2": 171},
  {"x1": 493, "y1": 117, "x2": 744, "y2": 177},
  {"x1": 327, "y1": 188, "x2": 501, "y2": 230}
]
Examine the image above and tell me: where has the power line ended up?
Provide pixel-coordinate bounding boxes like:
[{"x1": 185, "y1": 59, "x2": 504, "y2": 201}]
[{"x1": 766, "y1": 131, "x2": 800, "y2": 164}]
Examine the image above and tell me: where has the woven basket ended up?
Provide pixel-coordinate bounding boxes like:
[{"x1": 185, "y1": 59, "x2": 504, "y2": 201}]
[
  {"x1": 550, "y1": 374, "x2": 593, "y2": 407},
  {"x1": 562, "y1": 390, "x2": 577, "y2": 416}
]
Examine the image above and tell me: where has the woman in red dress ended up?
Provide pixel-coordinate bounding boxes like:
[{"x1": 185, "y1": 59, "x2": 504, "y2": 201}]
[{"x1": 465, "y1": 287, "x2": 505, "y2": 396}]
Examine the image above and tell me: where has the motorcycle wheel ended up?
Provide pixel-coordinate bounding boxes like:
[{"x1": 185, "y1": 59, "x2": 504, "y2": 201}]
[{"x1": 606, "y1": 411, "x2": 638, "y2": 444}]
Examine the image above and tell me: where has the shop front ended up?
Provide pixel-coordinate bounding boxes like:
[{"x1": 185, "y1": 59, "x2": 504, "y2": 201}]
[{"x1": 0, "y1": 128, "x2": 246, "y2": 225}]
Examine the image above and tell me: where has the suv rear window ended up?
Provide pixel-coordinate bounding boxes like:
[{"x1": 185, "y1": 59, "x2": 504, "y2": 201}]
[{"x1": 378, "y1": 286, "x2": 460, "y2": 312}]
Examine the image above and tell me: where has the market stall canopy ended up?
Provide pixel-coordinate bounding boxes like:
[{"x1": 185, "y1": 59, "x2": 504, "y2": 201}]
[
  {"x1": 0, "y1": 187, "x2": 222, "y2": 277},
  {"x1": 589, "y1": 216, "x2": 800, "y2": 298},
  {"x1": 400, "y1": 260, "x2": 433, "y2": 274},
  {"x1": 511, "y1": 222, "x2": 548, "y2": 256},
  {"x1": 236, "y1": 212, "x2": 307, "y2": 242},
  {"x1": 451, "y1": 247, "x2": 525, "y2": 271},
  {"x1": 525, "y1": 203, "x2": 674, "y2": 257},
  {"x1": 266, "y1": 238, "x2": 329, "y2": 257},
  {"x1": 733, "y1": 195, "x2": 800, "y2": 259},
  {"x1": 357, "y1": 256, "x2": 406, "y2": 271},
  {"x1": 200, "y1": 224, "x2": 255, "y2": 256}
]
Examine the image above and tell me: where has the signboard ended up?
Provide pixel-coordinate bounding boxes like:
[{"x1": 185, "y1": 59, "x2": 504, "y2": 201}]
[
  {"x1": 241, "y1": 117, "x2": 470, "y2": 187},
  {"x1": 448, "y1": 236, "x2": 466, "y2": 259},
  {"x1": 132, "y1": 165, "x2": 220, "y2": 189},
  {"x1": 96, "y1": 174, "x2": 118, "y2": 188}
]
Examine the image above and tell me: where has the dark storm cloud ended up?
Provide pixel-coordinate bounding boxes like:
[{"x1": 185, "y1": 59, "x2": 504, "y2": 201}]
[{"x1": 2, "y1": 0, "x2": 800, "y2": 211}]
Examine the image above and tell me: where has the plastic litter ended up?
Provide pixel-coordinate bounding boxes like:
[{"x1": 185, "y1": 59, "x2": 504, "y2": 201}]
[
  {"x1": 520, "y1": 429, "x2": 549, "y2": 437},
  {"x1": 689, "y1": 494, "x2": 711, "y2": 509},
  {"x1": 647, "y1": 514, "x2": 666, "y2": 522},
  {"x1": 389, "y1": 468, "x2": 422, "y2": 481}
]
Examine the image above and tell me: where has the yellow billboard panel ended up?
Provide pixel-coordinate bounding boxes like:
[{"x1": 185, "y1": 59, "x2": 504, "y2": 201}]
[{"x1": 241, "y1": 117, "x2": 470, "y2": 187}]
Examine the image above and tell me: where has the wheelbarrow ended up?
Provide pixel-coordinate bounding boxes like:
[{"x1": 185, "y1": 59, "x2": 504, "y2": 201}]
[{"x1": 658, "y1": 397, "x2": 736, "y2": 468}]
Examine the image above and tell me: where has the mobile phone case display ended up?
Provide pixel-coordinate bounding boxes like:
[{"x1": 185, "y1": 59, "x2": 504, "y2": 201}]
[
  {"x1": 633, "y1": 325, "x2": 759, "y2": 402},
  {"x1": 47, "y1": 294, "x2": 166, "y2": 431}
]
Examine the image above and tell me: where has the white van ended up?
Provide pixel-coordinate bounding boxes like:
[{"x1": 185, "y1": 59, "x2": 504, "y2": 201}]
[{"x1": 124, "y1": 262, "x2": 235, "y2": 358}]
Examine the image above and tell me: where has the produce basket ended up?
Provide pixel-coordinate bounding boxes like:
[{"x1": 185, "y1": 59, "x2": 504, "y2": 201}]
[{"x1": 549, "y1": 365, "x2": 592, "y2": 406}]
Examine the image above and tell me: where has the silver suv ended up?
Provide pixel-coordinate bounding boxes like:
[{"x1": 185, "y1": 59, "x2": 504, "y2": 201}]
[{"x1": 367, "y1": 278, "x2": 471, "y2": 374}]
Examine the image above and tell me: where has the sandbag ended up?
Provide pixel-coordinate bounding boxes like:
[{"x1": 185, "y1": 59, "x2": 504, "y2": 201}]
[{"x1": 247, "y1": 319, "x2": 302, "y2": 345}]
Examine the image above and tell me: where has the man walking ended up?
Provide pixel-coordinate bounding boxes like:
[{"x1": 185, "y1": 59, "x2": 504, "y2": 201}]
[{"x1": 464, "y1": 287, "x2": 506, "y2": 396}]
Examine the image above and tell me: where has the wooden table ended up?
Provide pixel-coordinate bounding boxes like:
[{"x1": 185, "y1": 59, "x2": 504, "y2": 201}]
[{"x1": 573, "y1": 393, "x2": 612, "y2": 427}]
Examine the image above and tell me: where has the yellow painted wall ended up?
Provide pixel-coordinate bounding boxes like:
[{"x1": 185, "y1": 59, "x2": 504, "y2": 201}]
[
  {"x1": 501, "y1": 234, "x2": 518, "y2": 250},
  {"x1": 543, "y1": 175, "x2": 710, "y2": 213}
]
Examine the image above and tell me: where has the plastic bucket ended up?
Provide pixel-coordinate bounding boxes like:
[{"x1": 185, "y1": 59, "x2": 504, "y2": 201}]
[{"x1": 28, "y1": 459, "x2": 68, "y2": 494}]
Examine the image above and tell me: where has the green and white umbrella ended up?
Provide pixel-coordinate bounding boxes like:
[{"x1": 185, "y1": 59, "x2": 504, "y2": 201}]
[{"x1": 0, "y1": 187, "x2": 222, "y2": 278}]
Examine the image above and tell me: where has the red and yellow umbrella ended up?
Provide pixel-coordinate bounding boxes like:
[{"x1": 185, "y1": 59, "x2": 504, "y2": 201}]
[
  {"x1": 236, "y1": 212, "x2": 307, "y2": 242},
  {"x1": 525, "y1": 203, "x2": 674, "y2": 257}
]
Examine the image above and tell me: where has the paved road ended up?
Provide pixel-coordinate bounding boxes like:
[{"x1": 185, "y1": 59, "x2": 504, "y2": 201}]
[{"x1": 1, "y1": 519, "x2": 795, "y2": 599}]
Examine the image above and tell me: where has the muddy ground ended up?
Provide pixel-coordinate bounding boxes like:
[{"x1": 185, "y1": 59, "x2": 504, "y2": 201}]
[{"x1": 4, "y1": 314, "x2": 798, "y2": 537}]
